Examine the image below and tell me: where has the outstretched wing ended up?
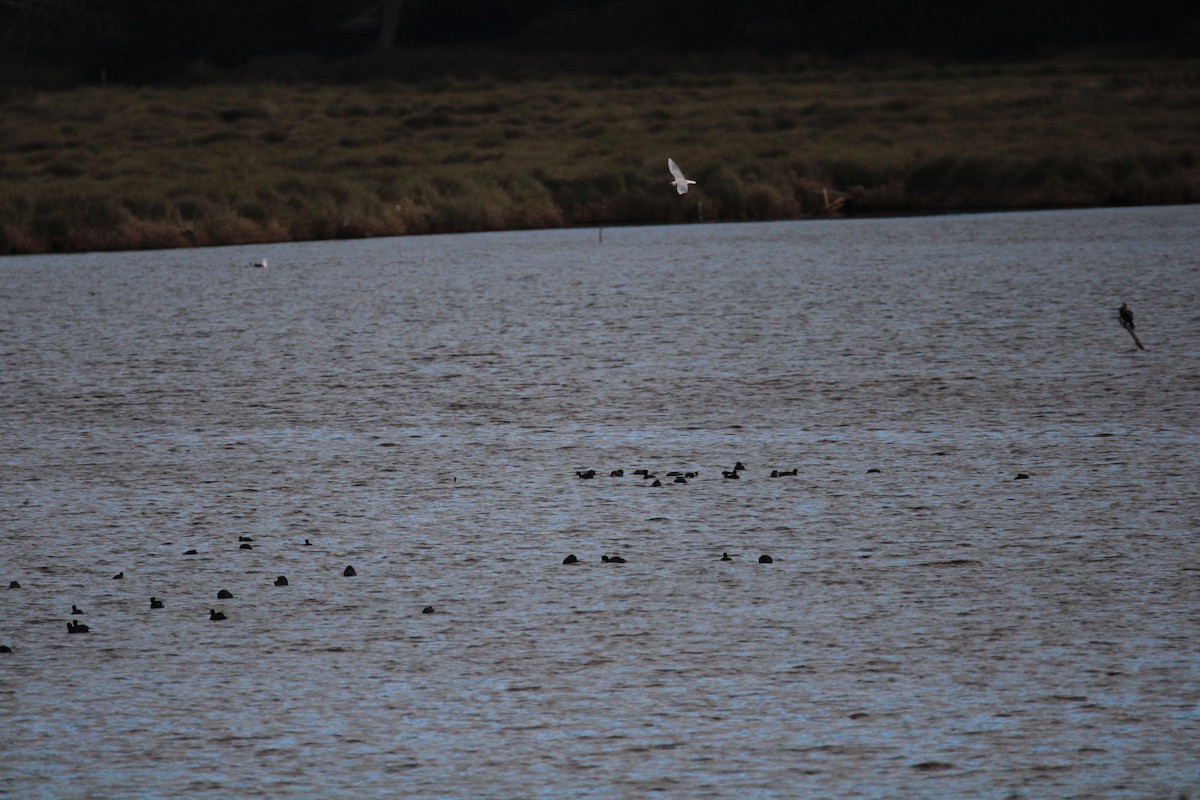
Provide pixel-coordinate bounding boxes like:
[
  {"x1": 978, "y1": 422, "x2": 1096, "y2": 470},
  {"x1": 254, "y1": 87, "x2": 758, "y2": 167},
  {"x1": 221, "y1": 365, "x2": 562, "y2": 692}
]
[{"x1": 667, "y1": 157, "x2": 686, "y2": 183}]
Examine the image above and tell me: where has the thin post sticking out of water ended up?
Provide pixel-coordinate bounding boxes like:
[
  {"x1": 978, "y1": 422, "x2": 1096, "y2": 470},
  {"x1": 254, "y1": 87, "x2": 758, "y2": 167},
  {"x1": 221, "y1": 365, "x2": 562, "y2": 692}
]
[{"x1": 1119, "y1": 315, "x2": 1145, "y2": 350}]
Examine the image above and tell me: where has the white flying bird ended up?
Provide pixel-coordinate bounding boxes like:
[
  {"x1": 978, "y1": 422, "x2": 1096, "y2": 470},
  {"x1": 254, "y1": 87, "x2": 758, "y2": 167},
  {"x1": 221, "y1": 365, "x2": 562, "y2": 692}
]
[{"x1": 667, "y1": 158, "x2": 696, "y2": 195}]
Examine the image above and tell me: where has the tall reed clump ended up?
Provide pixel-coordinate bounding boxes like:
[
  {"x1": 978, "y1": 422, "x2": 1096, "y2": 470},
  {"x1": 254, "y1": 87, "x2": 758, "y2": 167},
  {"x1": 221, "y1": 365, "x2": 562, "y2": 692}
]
[{"x1": 1, "y1": 57, "x2": 1198, "y2": 255}]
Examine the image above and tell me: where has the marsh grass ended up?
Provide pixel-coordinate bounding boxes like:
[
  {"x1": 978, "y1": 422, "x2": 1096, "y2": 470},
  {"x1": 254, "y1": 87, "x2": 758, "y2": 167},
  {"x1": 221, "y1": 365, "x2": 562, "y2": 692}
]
[{"x1": 2, "y1": 57, "x2": 1199, "y2": 253}]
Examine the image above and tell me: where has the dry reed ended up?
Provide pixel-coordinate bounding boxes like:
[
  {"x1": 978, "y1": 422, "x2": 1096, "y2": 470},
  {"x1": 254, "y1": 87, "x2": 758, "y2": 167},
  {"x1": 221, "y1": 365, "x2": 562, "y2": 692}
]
[{"x1": 2, "y1": 57, "x2": 1198, "y2": 254}]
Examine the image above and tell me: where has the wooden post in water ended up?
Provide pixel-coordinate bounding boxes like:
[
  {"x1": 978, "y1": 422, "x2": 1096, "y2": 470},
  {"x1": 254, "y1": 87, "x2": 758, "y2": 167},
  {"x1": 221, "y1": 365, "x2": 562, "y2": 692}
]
[{"x1": 1120, "y1": 317, "x2": 1145, "y2": 350}]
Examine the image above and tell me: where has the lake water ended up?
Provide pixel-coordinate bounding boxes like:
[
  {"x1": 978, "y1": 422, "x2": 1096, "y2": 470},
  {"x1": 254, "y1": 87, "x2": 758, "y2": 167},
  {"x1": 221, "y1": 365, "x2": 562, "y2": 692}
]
[{"x1": 2, "y1": 206, "x2": 1198, "y2": 799}]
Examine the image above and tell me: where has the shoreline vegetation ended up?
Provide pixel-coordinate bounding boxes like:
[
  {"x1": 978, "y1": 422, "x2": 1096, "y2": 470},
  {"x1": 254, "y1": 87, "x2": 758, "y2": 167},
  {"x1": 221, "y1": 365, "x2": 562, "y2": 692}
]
[{"x1": 2, "y1": 55, "x2": 1198, "y2": 256}]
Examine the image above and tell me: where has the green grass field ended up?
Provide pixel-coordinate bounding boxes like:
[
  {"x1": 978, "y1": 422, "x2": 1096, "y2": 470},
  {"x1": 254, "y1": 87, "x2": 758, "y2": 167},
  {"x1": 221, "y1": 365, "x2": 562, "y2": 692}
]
[{"x1": 2, "y1": 57, "x2": 1198, "y2": 254}]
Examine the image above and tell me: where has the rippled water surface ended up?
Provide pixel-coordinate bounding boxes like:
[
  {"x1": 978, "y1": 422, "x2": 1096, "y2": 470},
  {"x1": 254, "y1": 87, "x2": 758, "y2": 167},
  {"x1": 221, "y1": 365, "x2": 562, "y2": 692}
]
[{"x1": 2, "y1": 207, "x2": 1199, "y2": 799}]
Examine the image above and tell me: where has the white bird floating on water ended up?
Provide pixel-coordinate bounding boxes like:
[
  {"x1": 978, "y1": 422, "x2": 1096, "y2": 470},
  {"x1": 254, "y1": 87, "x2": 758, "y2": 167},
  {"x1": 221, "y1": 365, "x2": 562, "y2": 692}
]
[
  {"x1": 252, "y1": 258, "x2": 268, "y2": 268},
  {"x1": 667, "y1": 158, "x2": 696, "y2": 195}
]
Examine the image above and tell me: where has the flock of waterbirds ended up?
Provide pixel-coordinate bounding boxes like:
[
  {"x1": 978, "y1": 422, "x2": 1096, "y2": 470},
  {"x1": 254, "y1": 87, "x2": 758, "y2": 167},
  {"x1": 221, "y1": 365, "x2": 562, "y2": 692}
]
[
  {"x1": 0, "y1": 452, "x2": 1055, "y2": 653},
  {"x1": 564, "y1": 460, "x2": 799, "y2": 566},
  {"x1": 574, "y1": 461, "x2": 801, "y2": 486},
  {"x1": 1, "y1": 540, "x2": 437, "y2": 650},
  {"x1": 2, "y1": 459, "x2": 791, "y2": 652},
  {"x1": 565, "y1": 455, "x2": 1049, "y2": 570}
]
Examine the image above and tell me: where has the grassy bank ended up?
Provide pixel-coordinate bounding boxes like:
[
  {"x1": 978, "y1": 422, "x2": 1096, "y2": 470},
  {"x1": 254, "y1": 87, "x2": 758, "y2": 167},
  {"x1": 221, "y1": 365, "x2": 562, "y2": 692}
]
[{"x1": 2, "y1": 57, "x2": 1199, "y2": 254}]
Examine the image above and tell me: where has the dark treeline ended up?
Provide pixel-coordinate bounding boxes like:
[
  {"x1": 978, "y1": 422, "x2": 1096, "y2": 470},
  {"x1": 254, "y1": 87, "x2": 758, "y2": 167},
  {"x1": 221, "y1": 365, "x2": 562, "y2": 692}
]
[{"x1": 3, "y1": 0, "x2": 1199, "y2": 87}]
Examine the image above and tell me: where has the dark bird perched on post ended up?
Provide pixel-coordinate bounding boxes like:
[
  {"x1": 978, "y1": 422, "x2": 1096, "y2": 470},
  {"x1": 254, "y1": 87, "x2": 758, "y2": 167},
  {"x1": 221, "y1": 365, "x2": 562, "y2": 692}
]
[{"x1": 1118, "y1": 303, "x2": 1144, "y2": 350}]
